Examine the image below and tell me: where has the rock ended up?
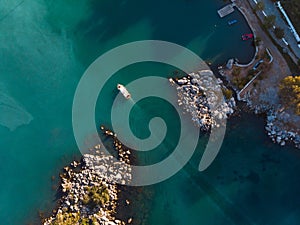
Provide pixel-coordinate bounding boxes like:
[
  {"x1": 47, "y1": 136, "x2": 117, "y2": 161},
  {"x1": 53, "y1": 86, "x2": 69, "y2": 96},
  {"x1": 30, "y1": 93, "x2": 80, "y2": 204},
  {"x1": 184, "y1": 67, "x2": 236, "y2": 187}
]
[
  {"x1": 170, "y1": 71, "x2": 234, "y2": 132},
  {"x1": 276, "y1": 136, "x2": 281, "y2": 143},
  {"x1": 43, "y1": 133, "x2": 132, "y2": 225},
  {"x1": 177, "y1": 78, "x2": 188, "y2": 85}
]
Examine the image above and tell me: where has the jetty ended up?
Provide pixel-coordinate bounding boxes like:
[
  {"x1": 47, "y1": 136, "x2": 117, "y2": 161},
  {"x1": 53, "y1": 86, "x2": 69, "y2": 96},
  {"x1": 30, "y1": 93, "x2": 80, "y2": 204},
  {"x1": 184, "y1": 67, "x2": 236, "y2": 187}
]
[{"x1": 217, "y1": 4, "x2": 235, "y2": 18}]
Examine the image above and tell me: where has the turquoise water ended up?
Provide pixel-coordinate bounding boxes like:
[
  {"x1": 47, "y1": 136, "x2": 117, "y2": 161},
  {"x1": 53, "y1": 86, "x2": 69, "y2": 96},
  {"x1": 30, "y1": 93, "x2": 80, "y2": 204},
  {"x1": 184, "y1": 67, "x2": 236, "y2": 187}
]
[{"x1": 1, "y1": 0, "x2": 299, "y2": 225}]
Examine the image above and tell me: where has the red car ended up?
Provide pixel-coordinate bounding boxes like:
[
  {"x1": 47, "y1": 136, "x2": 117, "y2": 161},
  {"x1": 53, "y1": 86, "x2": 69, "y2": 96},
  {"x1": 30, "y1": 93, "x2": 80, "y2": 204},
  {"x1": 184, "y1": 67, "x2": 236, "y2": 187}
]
[{"x1": 242, "y1": 33, "x2": 254, "y2": 40}]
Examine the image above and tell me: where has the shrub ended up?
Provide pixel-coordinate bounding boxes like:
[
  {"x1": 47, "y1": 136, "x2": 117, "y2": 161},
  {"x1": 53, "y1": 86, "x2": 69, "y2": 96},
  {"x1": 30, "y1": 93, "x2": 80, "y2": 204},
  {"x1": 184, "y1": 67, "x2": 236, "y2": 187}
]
[
  {"x1": 222, "y1": 88, "x2": 233, "y2": 99},
  {"x1": 274, "y1": 27, "x2": 284, "y2": 39},
  {"x1": 255, "y1": 2, "x2": 265, "y2": 11},
  {"x1": 51, "y1": 212, "x2": 80, "y2": 225},
  {"x1": 248, "y1": 69, "x2": 256, "y2": 77},
  {"x1": 49, "y1": 212, "x2": 92, "y2": 225},
  {"x1": 83, "y1": 185, "x2": 110, "y2": 207},
  {"x1": 232, "y1": 76, "x2": 249, "y2": 89},
  {"x1": 232, "y1": 67, "x2": 241, "y2": 76},
  {"x1": 264, "y1": 15, "x2": 276, "y2": 29},
  {"x1": 254, "y1": 36, "x2": 262, "y2": 46}
]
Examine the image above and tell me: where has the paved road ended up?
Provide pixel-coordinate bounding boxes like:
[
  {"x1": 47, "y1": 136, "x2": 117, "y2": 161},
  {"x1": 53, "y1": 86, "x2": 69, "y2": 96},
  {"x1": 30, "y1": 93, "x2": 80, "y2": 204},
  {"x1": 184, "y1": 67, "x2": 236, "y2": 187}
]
[{"x1": 249, "y1": 0, "x2": 300, "y2": 61}]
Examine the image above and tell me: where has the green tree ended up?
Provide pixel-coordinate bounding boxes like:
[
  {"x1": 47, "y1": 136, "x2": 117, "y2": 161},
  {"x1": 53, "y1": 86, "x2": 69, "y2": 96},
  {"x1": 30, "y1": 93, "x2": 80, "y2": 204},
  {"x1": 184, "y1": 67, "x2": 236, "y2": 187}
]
[
  {"x1": 232, "y1": 67, "x2": 241, "y2": 76},
  {"x1": 51, "y1": 212, "x2": 80, "y2": 225},
  {"x1": 254, "y1": 36, "x2": 262, "y2": 46},
  {"x1": 264, "y1": 15, "x2": 276, "y2": 29},
  {"x1": 255, "y1": 2, "x2": 265, "y2": 11},
  {"x1": 221, "y1": 88, "x2": 233, "y2": 99},
  {"x1": 83, "y1": 185, "x2": 110, "y2": 207},
  {"x1": 49, "y1": 212, "x2": 92, "y2": 225},
  {"x1": 274, "y1": 27, "x2": 285, "y2": 39}
]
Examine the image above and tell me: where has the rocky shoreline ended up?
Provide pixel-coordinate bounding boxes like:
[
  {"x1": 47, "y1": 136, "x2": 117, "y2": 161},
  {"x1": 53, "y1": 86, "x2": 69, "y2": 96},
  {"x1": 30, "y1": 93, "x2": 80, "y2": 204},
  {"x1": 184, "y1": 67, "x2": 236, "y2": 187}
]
[
  {"x1": 169, "y1": 70, "x2": 236, "y2": 132},
  {"x1": 265, "y1": 111, "x2": 300, "y2": 148},
  {"x1": 43, "y1": 128, "x2": 140, "y2": 225},
  {"x1": 246, "y1": 98, "x2": 300, "y2": 149},
  {"x1": 221, "y1": 66, "x2": 300, "y2": 150}
]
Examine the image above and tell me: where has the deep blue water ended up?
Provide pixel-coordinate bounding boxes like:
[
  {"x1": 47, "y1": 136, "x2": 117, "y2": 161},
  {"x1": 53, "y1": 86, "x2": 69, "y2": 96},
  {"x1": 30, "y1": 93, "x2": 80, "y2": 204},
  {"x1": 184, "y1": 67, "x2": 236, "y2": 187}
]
[{"x1": 1, "y1": 0, "x2": 299, "y2": 225}]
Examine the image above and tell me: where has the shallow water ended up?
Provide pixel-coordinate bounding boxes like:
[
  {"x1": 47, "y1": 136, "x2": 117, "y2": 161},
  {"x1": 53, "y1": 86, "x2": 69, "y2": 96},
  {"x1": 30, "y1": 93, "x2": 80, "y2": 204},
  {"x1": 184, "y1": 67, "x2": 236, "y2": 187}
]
[{"x1": 2, "y1": 0, "x2": 299, "y2": 225}]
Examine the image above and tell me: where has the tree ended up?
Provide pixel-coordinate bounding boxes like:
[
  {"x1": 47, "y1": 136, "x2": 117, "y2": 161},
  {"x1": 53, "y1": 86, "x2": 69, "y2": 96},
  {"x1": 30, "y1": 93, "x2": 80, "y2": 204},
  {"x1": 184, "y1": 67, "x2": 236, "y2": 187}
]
[
  {"x1": 221, "y1": 88, "x2": 233, "y2": 99},
  {"x1": 254, "y1": 36, "x2": 262, "y2": 46},
  {"x1": 232, "y1": 67, "x2": 241, "y2": 76},
  {"x1": 83, "y1": 185, "x2": 110, "y2": 207},
  {"x1": 264, "y1": 15, "x2": 276, "y2": 29},
  {"x1": 51, "y1": 212, "x2": 80, "y2": 225},
  {"x1": 255, "y1": 2, "x2": 265, "y2": 11},
  {"x1": 274, "y1": 27, "x2": 285, "y2": 39},
  {"x1": 279, "y1": 76, "x2": 300, "y2": 115}
]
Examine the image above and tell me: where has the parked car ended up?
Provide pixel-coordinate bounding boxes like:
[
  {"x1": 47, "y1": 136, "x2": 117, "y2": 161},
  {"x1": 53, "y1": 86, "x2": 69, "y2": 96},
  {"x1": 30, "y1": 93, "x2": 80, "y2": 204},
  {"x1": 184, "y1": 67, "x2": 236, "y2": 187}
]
[{"x1": 242, "y1": 33, "x2": 254, "y2": 40}]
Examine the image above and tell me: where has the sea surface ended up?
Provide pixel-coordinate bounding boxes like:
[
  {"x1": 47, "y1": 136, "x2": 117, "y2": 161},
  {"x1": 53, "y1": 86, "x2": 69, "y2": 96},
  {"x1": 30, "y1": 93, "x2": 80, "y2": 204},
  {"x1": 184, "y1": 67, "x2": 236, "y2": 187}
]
[{"x1": 0, "y1": 0, "x2": 300, "y2": 225}]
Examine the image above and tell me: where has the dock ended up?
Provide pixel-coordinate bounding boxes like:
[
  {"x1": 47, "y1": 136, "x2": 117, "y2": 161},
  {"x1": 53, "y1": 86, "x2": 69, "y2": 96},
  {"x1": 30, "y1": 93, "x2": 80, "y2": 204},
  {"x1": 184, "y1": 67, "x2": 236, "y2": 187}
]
[{"x1": 217, "y1": 4, "x2": 235, "y2": 18}]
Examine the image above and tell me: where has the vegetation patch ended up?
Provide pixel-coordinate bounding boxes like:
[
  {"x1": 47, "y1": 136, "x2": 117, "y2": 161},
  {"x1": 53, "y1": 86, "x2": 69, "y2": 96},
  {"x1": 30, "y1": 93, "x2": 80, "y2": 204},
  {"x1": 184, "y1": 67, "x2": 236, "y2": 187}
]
[
  {"x1": 82, "y1": 185, "x2": 110, "y2": 207},
  {"x1": 221, "y1": 87, "x2": 233, "y2": 100},
  {"x1": 50, "y1": 212, "x2": 90, "y2": 225}
]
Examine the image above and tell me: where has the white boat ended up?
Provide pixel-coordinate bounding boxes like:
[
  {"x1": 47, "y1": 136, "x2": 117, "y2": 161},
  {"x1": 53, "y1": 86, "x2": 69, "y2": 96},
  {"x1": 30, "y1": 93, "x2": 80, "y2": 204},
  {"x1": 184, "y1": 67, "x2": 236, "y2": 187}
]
[{"x1": 117, "y1": 84, "x2": 131, "y2": 99}]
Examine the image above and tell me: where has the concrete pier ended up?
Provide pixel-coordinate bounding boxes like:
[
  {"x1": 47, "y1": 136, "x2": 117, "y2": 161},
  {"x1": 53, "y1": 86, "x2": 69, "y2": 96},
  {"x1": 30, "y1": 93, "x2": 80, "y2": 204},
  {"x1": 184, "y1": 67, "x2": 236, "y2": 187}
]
[{"x1": 217, "y1": 4, "x2": 235, "y2": 18}]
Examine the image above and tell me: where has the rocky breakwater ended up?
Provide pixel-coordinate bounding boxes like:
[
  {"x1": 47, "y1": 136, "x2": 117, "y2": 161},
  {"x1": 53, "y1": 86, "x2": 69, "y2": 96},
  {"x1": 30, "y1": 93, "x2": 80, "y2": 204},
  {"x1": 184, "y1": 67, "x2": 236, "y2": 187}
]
[
  {"x1": 169, "y1": 70, "x2": 236, "y2": 131},
  {"x1": 246, "y1": 98, "x2": 300, "y2": 149},
  {"x1": 43, "y1": 128, "x2": 133, "y2": 225}
]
